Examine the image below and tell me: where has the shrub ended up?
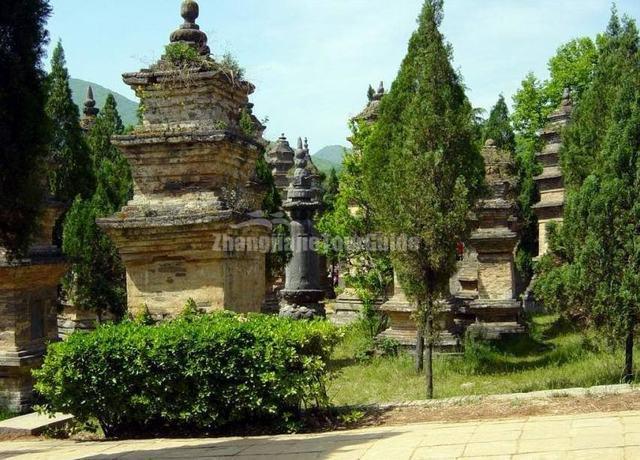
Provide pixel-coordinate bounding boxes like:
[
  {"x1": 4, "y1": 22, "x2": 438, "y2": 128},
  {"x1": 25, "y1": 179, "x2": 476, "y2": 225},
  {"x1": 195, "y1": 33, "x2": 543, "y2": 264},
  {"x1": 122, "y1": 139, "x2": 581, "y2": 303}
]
[{"x1": 34, "y1": 312, "x2": 340, "y2": 438}]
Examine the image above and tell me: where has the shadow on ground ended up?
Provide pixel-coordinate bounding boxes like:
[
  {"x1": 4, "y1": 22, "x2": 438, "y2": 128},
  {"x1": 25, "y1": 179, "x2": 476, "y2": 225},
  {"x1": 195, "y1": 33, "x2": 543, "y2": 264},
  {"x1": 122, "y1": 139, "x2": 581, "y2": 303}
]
[{"x1": 83, "y1": 429, "x2": 405, "y2": 459}]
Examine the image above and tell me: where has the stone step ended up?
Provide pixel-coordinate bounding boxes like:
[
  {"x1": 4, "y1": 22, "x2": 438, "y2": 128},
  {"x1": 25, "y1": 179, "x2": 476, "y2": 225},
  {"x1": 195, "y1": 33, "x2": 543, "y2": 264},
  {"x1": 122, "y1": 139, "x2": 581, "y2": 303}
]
[{"x1": 0, "y1": 412, "x2": 74, "y2": 436}]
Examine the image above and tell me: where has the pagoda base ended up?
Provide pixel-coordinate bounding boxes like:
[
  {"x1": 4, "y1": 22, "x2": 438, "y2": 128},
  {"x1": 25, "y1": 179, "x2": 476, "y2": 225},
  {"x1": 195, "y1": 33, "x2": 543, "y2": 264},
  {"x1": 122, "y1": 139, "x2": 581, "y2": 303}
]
[
  {"x1": 330, "y1": 288, "x2": 386, "y2": 326},
  {"x1": 0, "y1": 252, "x2": 67, "y2": 412},
  {"x1": 377, "y1": 296, "x2": 461, "y2": 352},
  {"x1": 279, "y1": 289, "x2": 326, "y2": 319},
  {"x1": 99, "y1": 211, "x2": 271, "y2": 320}
]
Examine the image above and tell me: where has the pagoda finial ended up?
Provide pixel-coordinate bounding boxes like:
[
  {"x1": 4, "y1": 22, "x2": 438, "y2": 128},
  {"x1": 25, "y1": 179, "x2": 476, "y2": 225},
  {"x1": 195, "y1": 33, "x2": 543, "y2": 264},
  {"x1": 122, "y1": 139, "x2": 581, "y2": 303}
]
[
  {"x1": 304, "y1": 137, "x2": 309, "y2": 152},
  {"x1": 297, "y1": 137, "x2": 303, "y2": 150},
  {"x1": 372, "y1": 81, "x2": 385, "y2": 101},
  {"x1": 170, "y1": 1, "x2": 210, "y2": 55},
  {"x1": 83, "y1": 86, "x2": 99, "y2": 118}
]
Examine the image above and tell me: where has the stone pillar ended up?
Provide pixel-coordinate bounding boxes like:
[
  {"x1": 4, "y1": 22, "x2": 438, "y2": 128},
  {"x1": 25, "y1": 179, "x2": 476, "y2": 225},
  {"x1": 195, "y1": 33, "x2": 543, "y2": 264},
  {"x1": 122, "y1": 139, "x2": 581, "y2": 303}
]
[
  {"x1": 98, "y1": 1, "x2": 270, "y2": 320},
  {"x1": 533, "y1": 88, "x2": 573, "y2": 257},
  {"x1": 457, "y1": 140, "x2": 524, "y2": 339},
  {"x1": 0, "y1": 200, "x2": 67, "y2": 412},
  {"x1": 279, "y1": 140, "x2": 325, "y2": 319}
]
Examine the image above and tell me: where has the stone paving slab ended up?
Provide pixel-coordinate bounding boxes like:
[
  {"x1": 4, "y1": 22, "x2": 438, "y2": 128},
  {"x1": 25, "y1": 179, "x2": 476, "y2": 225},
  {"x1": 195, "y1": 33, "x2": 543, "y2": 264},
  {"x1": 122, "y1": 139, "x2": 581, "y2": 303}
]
[
  {"x1": 0, "y1": 412, "x2": 74, "y2": 436},
  {"x1": 4, "y1": 411, "x2": 640, "y2": 459}
]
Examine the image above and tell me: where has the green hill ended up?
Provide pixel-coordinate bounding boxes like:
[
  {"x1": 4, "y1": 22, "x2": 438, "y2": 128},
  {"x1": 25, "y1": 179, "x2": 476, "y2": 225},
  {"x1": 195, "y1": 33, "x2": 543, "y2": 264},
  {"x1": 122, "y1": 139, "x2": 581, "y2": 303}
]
[
  {"x1": 69, "y1": 78, "x2": 139, "y2": 128},
  {"x1": 312, "y1": 145, "x2": 350, "y2": 174}
]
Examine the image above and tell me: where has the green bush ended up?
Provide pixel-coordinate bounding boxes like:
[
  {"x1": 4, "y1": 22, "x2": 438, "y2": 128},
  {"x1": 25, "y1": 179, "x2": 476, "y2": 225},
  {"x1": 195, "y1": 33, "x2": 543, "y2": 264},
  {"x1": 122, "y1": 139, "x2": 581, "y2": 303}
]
[{"x1": 34, "y1": 312, "x2": 340, "y2": 438}]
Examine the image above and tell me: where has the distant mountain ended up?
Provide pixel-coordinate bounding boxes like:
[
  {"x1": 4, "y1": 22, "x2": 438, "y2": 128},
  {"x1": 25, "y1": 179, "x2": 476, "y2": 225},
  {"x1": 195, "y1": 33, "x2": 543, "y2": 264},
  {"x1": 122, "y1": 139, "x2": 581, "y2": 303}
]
[
  {"x1": 69, "y1": 78, "x2": 139, "y2": 128},
  {"x1": 312, "y1": 145, "x2": 350, "y2": 174}
]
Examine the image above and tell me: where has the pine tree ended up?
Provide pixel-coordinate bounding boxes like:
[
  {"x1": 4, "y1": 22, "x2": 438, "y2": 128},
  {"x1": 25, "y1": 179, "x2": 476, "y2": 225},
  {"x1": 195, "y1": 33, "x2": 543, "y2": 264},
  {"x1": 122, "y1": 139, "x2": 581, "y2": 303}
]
[
  {"x1": 362, "y1": 0, "x2": 483, "y2": 398},
  {"x1": 46, "y1": 41, "x2": 93, "y2": 202},
  {"x1": 483, "y1": 95, "x2": 515, "y2": 152},
  {"x1": 62, "y1": 95, "x2": 131, "y2": 318},
  {"x1": 0, "y1": 0, "x2": 51, "y2": 256}
]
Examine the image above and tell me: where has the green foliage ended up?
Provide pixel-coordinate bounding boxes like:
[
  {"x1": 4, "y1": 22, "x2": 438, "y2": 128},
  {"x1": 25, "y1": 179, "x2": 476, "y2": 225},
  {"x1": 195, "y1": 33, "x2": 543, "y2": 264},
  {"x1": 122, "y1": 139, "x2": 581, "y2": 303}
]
[
  {"x1": 0, "y1": 0, "x2": 51, "y2": 256},
  {"x1": 180, "y1": 298, "x2": 202, "y2": 319},
  {"x1": 62, "y1": 95, "x2": 131, "y2": 317},
  {"x1": 535, "y1": 11, "x2": 640, "y2": 378},
  {"x1": 562, "y1": 12, "x2": 640, "y2": 189},
  {"x1": 163, "y1": 42, "x2": 203, "y2": 67},
  {"x1": 34, "y1": 313, "x2": 341, "y2": 438},
  {"x1": 316, "y1": 120, "x2": 393, "y2": 326},
  {"x1": 219, "y1": 52, "x2": 245, "y2": 80},
  {"x1": 239, "y1": 108, "x2": 255, "y2": 137},
  {"x1": 322, "y1": 167, "x2": 340, "y2": 213},
  {"x1": 46, "y1": 41, "x2": 94, "y2": 202},
  {"x1": 361, "y1": 0, "x2": 483, "y2": 331},
  {"x1": 483, "y1": 95, "x2": 515, "y2": 152}
]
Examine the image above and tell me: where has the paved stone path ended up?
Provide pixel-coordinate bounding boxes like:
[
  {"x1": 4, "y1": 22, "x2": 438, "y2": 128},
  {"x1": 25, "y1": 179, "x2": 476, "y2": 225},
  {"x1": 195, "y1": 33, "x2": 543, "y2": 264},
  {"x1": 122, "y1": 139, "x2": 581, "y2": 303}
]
[{"x1": 2, "y1": 410, "x2": 640, "y2": 459}]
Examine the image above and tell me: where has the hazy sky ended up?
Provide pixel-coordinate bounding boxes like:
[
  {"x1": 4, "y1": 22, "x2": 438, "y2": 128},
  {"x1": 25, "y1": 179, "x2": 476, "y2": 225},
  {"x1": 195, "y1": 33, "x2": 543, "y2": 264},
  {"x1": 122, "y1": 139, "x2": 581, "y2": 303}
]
[{"x1": 46, "y1": 0, "x2": 640, "y2": 150}]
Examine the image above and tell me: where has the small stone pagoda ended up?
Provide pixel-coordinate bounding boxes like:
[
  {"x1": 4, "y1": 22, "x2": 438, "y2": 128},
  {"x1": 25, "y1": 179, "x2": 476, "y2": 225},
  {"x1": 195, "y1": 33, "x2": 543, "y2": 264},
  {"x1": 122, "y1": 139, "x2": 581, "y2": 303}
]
[
  {"x1": 80, "y1": 86, "x2": 99, "y2": 131},
  {"x1": 0, "y1": 199, "x2": 67, "y2": 412},
  {"x1": 279, "y1": 139, "x2": 325, "y2": 319},
  {"x1": 533, "y1": 88, "x2": 573, "y2": 256},
  {"x1": 266, "y1": 134, "x2": 295, "y2": 200},
  {"x1": 455, "y1": 139, "x2": 524, "y2": 338},
  {"x1": 98, "y1": 0, "x2": 270, "y2": 319}
]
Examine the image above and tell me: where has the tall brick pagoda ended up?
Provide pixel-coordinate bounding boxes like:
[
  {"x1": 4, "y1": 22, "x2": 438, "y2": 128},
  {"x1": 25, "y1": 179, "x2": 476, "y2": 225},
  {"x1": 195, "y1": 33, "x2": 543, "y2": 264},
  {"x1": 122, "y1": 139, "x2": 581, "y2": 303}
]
[
  {"x1": 533, "y1": 88, "x2": 573, "y2": 256},
  {"x1": 98, "y1": 0, "x2": 271, "y2": 319}
]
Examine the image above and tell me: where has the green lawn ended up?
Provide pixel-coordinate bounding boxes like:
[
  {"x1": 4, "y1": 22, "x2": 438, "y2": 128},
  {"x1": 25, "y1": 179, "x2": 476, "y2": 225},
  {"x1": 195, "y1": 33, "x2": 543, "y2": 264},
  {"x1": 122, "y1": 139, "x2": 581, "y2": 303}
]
[{"x1": 327, "y1": 315, "x2": 637, "y2": 406}]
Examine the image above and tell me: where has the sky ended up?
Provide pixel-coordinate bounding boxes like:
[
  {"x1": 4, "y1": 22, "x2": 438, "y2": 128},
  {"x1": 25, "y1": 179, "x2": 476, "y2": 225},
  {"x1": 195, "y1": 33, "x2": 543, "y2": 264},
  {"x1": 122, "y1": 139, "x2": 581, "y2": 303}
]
[{"x1": 46, "y1": 0, "x2": 640, "y2": 151}]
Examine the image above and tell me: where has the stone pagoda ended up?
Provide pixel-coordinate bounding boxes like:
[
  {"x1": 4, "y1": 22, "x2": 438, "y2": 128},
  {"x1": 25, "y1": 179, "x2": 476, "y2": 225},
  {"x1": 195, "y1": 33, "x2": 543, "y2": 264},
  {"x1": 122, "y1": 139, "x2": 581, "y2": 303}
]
[
  {"x1": 266, "y1": 134, "x2": 295, "y2": 200},
  {"x1": 454, "y1": 139, "x2": 525, "y2": 339},
  {"x1": 332, "y1": 82, "x2": 389, "y2": 325},
  {"x1": 80, "y1": 86, "x2": 99, "y2": 131},
  {"x1": 279, "y1": 139, "x2": 325, "y2": 319},
  {"x1": 98, "y1": 0, "x2": 271, "y2": 319},
  {"x1": 0, "y1": 199, "x2": 67, "y2": 412},
  {"x1": 533, "y1": 88, "x2": 573, "y2": 256}
]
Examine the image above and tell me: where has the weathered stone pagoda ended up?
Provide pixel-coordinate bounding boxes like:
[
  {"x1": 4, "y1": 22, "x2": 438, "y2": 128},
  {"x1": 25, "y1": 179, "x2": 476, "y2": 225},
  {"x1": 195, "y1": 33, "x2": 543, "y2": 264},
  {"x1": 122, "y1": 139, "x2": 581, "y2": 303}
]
[
  {"x1": 332, "y1": 82, "x2": 388, "y2": 325},
  {"x1": 80, "y1": 86, "x2": 99, "y2": 131},
  {"x1": 455, "y1": 140, "x2": 525, "y2": 339},
  {"x1": 98, "y1": 0, "x2": 270, "y2": 319},
  {"x1": 533, "y1": 88, "x2": 573, "y2": 256},
  {"x1": 279, "y1": 139, "x2": 325, "y2": 319},
  {"x1": 0, "y1": 199, "x2": 67, "y2": 412},
  {"x1": 266, "y1": 134, "x2": 295, "y2": 200}
]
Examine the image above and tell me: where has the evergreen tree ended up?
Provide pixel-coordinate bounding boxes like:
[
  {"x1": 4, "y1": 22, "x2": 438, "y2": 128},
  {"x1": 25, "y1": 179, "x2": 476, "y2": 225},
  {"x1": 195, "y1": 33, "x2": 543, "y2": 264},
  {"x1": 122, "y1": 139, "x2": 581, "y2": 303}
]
[
  {"x1": 0, "y1": 0, "x2": 51, "y2": 256},
  {"x1": 361, "y1": 0, "x2": 483, "y2": 398},
  {"x1": 483, "y1": 95, "x2": 515, "y2": 152},
  {"x1": 535, "y1": 70, "x2": 640, "y2": 382},
  {"x1": 367, "y1": 85, "x2": 375, "y2": 102},
  {"x1": 62, "y1": 96, "x2": 131, "y2": 318},
  {"x1": 322, "y1": 167, "x2": 340, "y2": 212},
  {"x1": 46, "y1": 41, "x2": 93, "y2": 202},
  {"x1": 562, "y1": 9, "x2": 640, "y2": 189}
]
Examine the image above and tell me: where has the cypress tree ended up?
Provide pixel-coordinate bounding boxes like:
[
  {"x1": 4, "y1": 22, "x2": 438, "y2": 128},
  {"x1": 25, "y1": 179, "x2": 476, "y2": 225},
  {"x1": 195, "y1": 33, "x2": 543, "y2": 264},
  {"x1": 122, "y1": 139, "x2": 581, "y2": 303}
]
[
  {"x1": 0, "y1": 0, "x2": 51, "y2": 256},
  {"x1": 62, "y1": 96, "x2": 131, "y2": 318},
  {"x1": 322, "y1": 167, "x2": 340, "y2": 213},
  {"x1": 362, "y1": 0, "x2": 483, "y2": 398},
  {"x1": 46, "y1": 41, "x2": 93, "y2": 202},
  {"x1": 561, "y1": 9, "x2": 640, "y2": 189},
  {"x1": 483, "y1": 95, "x2": 515, "y2": 153}
]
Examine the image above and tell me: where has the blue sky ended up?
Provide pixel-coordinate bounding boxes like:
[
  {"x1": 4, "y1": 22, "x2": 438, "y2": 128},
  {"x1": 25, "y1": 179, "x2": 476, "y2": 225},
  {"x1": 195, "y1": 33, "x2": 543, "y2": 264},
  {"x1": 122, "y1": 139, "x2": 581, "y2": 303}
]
[{"x1": 46, "y1": 0, "x2": 640, "y2": 151}]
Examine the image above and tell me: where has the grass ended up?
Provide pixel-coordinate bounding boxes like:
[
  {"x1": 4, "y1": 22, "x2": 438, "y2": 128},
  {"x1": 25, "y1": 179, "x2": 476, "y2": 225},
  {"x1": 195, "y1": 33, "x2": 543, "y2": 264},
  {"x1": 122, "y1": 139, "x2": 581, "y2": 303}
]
[
  {"x1": 0, "y1": 408, "x2": 16, "y2": 422},
  {"x1": 327, "y1": 314, "x2": 638, "y2": 406}
]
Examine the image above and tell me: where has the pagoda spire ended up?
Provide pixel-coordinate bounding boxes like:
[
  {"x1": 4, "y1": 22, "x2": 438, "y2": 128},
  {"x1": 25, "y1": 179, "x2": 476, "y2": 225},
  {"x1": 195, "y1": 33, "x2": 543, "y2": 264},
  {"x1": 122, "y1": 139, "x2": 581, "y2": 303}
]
[
  {"x1": 169, "y1": 0, "x2": 210, "y2": 55},
  {"x1": 80, "y1": 85, "x2": 99, "y2": 131}
]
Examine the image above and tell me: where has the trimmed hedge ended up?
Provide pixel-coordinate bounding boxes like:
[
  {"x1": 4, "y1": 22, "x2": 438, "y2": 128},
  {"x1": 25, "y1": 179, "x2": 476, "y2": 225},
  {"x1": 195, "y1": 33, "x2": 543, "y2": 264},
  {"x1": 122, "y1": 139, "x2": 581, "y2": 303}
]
[{"x1": 34, "y1": 312, "x2": 340, "y2": 437}]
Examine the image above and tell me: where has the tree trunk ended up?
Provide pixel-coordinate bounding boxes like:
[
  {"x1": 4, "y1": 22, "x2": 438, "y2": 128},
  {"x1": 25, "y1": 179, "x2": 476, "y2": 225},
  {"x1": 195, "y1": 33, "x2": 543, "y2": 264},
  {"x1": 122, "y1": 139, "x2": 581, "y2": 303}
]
[
  {"x1": 415, "y1": 326, "x2": 424, "y2": 372},
  {"x1": 426, "y1": 315, "x2": 434, "y2": 399},
  {"x1": 624, "y1": 318, "x2": 635, "y2": 383}
]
